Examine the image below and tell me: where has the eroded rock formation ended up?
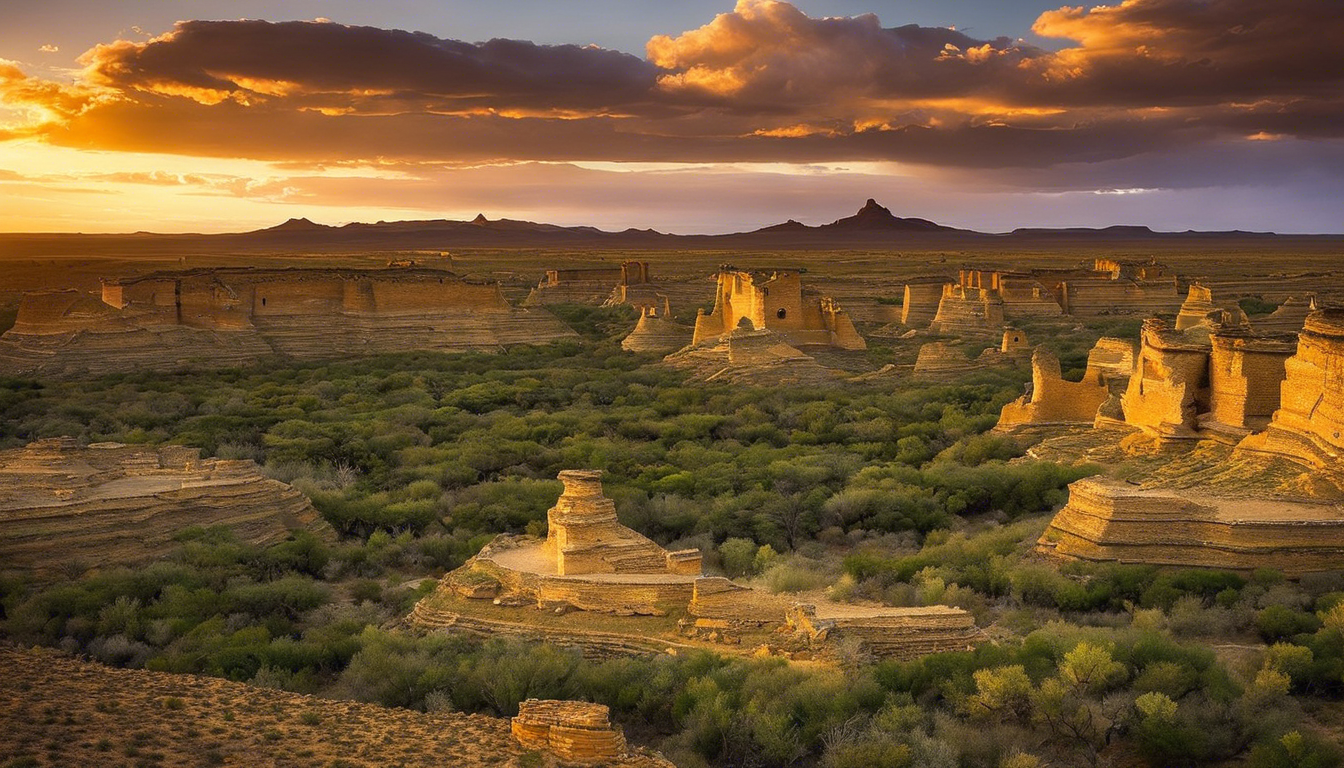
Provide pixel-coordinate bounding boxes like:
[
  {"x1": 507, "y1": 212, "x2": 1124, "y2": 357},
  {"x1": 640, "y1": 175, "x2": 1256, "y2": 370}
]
[
  {"x1": 998, "y1": 346, "x2": 1123, "y2": 428},
  {"x1": 913, "y1": 330, "x2": 1032, "y2": 380},
  {"x1": 1039, "y1": 477, "x2": 1344, "y2": 576},
  {"x1": 692, "y1": 267, "x2": 866, "y2": 350},
  {"x1": 901, "y1": 279, "x2": 948, "y2": 327},
  {"x1": 663, "y1": 325, "x2": 838, "y2": 386},
  {"x1": 621, "y1": 300, "x2": 693, "y2": 353},
  {"x1": 412, "y1": 470, "x2": 983, "y2": 661},
  {"x1": 0, "y1": 438, "x2": 330, "y2": 576},
  {"x1": 526, "y1": 261, "x2": 651, "y2": 306},
  {"x1": 1239, "y1": 309, "x2": 1344, "y2": 466},
  {"x1": 511, "y1": 700, "x2": 667, "y2": 768},
  {"x1": 0, "y1": 265, "x2": 577, "y2": 377}
]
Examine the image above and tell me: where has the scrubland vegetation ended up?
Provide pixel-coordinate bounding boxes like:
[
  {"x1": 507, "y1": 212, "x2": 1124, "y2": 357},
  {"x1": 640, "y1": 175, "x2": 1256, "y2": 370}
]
[{"x1": 2, "y1": 306, "x2": 1340, "y2": 767}]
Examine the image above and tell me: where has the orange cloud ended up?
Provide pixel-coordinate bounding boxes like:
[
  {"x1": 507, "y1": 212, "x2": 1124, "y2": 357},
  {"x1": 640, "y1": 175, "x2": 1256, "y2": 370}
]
[{"x1": 0, "y1": 1, "x2": 1337, "y2": 173}]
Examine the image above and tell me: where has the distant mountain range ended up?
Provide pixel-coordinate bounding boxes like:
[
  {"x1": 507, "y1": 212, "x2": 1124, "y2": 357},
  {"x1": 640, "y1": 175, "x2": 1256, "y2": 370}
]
[{"x1": 0, "y1": 199, "x2": 1334, "y2": 257}]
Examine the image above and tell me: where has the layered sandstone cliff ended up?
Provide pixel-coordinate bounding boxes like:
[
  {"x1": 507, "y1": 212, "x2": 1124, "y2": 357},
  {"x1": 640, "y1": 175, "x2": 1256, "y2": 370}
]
[
  {"x1": 0, "y1": 438, "x2": 330, "y2": 576},
  {"x1": 1239, "y1": 309, "x2": 1344, "y2": 466},
  {"x1": 512, "y1": 700, "x2": 670, "y2": 768},
  {"x1": 1039, "y1": 477, "x2": 1344, "y2": 576},
  {"x1": 0, "y1": 266, "x2": 577, "y2": 377}
]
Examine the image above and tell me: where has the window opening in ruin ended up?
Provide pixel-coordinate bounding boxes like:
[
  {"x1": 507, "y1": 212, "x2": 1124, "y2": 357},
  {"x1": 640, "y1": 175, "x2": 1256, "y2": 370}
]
[
  {"x1": 777, "y1": 308, "x2": 787, "y2": 319},
  {"x1": 261, "y1": 297, "x2": 266, "y2": 306}
]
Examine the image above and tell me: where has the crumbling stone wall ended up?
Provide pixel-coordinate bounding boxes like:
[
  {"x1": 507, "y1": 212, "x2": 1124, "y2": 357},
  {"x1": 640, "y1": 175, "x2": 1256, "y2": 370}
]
[
  {"x1": 1120, "y1": 320, "x2": 1212, "y2": 437},
  {"x1": 998, "y1": 347, "x2": 1113, "y2": 428}
]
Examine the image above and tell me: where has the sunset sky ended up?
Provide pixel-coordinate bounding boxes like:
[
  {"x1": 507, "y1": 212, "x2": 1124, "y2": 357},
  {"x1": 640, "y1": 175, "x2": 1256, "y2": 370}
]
[{"x1": 1, "y1": 0, "x2": 1341, "y2": 233}]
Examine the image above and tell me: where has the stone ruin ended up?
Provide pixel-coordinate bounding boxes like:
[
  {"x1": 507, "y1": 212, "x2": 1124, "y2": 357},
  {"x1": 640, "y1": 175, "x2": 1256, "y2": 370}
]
[
  {"x1": 620, "y1": 297, "x2": 693, "y2": 354},
  {"x1": 0, "y1": 438, "x2": 331, "y2": 576},
  {"x1": 1038, "y1": 477, "x2": 1344, "y2": 577},
  {"x1": 692, "y1": 267, "x2": 866, "y2": 351},
  {"x1": 0, "y1": 265, "x2": 577, "y2": 377},
  {"x1": 410, "y1": 470, "x2": 983, "y2": 661}
]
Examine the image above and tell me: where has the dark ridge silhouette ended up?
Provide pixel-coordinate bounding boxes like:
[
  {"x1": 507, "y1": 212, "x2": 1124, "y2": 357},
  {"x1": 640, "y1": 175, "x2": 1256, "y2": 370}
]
[{"x1": 0, "y1": 200, "x2": 1336, "y2": 257}]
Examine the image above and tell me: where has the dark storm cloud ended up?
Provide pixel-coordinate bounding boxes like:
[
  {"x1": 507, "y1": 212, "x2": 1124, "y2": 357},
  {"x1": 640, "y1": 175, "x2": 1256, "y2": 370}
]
[{"x1": 81, "y1": 19, "x2": 661, "y2": 115}]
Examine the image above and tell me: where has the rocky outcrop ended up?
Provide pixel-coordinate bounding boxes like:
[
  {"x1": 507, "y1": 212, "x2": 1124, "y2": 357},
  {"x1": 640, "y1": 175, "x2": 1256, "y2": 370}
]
[
  {"x1": 692, "y1": 267, "x2": 866, "y2": 350},
  {"x1": 415, "y1": 471, "x2": 701, "y2": 618},
  {"x1": 1255, "y1": 296, "x2": 1316, "y2": 334},
  {"x1": 512, "y1": 700, "x2": 654, "y2": 768},
  {"x1": 526, "y1": 261, "x2": 650, "y2": 306},
  {"x1": 663, "y1": 325, "x2": 839, "y2": 386},
  {"x1": 0, "y1": 438, "x2": 330, "y2": 576},
  {"x1": 998, "y1": 348, "x2": 1114, "y2": 428},
  {"x1": 913, "y1": 333, "x2": 1031, "y2": 381},
  {"x1": 0, "y1": 266, "x2": 577, "y2": 378},
  {"x1": 1175, "y1": 284, "x2": 1249, "y2": 332},
  {"x1": 621, "y1": 303, "x2": 694, "y2": 353},
  {"x1": 787, "y1": 604, "x2": 984, "y2": 661},
  {"x1": 1039, "y1": 477, "x2": 1344, "y2": 576},
  {"x1": 901, "y1": 280, "x2": 947, "y2": 327},
  {"x1": 1239, "y1": 309, "x2": 1344, "y2": 466}
]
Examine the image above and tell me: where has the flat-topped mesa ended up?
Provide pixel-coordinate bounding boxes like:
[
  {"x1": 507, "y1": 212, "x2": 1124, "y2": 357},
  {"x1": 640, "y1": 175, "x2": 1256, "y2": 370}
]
[
  {"x1": 526, "y1": 260, "x2": 651, "y2": 306},
  {"x1": 0, "y1": 265, "x2": 577, "y2": 377},
  {"x1": 1039, "y1": 477, "x2": 1344, "y2": 576},
  {"x1": 692, "y1": 267, "x2": 866, "y2": 350},
  {"x1": 0, "y1": 439, "x2": 331, "y2": 576},
  {"x1": 512, "y1": 700, "x2": 645, "y2": 768},
  {"x1": 1239, "y1": 309, "x2": 1344, "y2": 466},
  {"x1": 621, "y1": 299, "x2": 693, "y2": 354}
]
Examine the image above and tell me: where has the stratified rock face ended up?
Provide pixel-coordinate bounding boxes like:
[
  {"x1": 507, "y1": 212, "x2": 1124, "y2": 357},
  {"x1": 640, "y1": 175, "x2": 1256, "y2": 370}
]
[
  {"x1": 511, "y1": 700, "x2": 648, "y2": 768},
  {"x1": 1175, "y1": 284, "x2": 1250, "y2": 332},
  {"x1": 1239, "y1": 309, "x2": 1344, "y2": 466},
  {"x1": 544, "y1": 470, "x2": 696, "y2": 576},
  {"x1": 692, "y1": 268, "x2": 866, "y2": 350},
  {"x1": 1039, "y1": 477, "x2": 1344, "y2": 576},
  {"x1": 526, "y1": 260, "x2": 650, "y2": 306},
  {"x1": 663, "y1": 326, "x2": 839, "y2": 386},
  {"x1": 1207, "y1": 330, "x2": 1297, "y2": 433},
  {"x1": 1256, "y1": 296, "x2": 1316, "y2": 335},
  {"x1": 621, "y1": 306, "x2": 693, "y2": 353},
  {"x1": 901, "y1": 280, "x2": 946, "y2": 327},
  {"x1": 0, "y1": 266, "x2": 577, "y2": 377},
  {"x1": 1055, "y1": 259, "x2": 1182, "y2": 316},
  {"x1": 415, "y1": 470, "x2": 702, "y2": 618},
  {"x1": 0, "y1": 438, "x2": 330, "y2": 575},
  {"x1": 1120, "y1": 319, "x2": 1214, "y2": 438}
]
